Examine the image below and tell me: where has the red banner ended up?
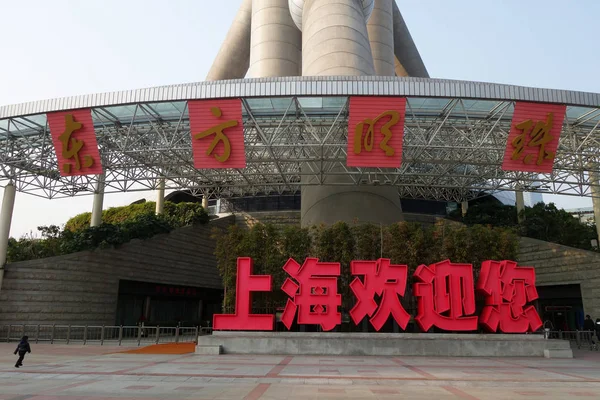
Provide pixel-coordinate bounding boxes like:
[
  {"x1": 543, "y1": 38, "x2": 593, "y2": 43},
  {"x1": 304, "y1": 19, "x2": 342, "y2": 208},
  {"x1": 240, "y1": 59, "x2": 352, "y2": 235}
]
[
  {"x1": 47, "y1": 109, "x2": 103, "y2": 176},
  {"x1": 347, "y1": 97, "x2": 406, "y2": 168},
  {"x1": 188, "y1": 99, "x2": 246, "y2": 169},
  {"x1": 502, "y1": 102, "x2": 566, "y2": 173}
]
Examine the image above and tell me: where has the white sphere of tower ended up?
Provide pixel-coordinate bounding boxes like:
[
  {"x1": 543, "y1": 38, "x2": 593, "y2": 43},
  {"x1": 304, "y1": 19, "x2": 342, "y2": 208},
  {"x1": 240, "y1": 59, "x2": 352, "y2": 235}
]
[{"x1": 288, "y1": 0, "x2": 374, "y2": 31}]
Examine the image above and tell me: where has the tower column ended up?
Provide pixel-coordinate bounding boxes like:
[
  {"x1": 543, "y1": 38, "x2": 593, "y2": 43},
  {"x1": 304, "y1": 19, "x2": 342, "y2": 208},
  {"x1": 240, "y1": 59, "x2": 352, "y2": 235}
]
[
  {"x1": 205, "y1": 0, "x2": 252, "y2": 81},
  {"x1": 0, "y1": 183, "x2": 16, "y2": 293},
  {"x1": 249, "y1": 0, "x2": 301, "y2": 77},
  {"x1": 90, "y1": 174, "x2": 105, "y2": 227},
  {"x1": 155, "y1": 178, "x2": 165, "y2": 215},
  {"x1": 367, "y1": 0, "x2": 394, "y2": 76},
  {"x1": 461, "y1": 201, "x2": 468, "y2": 217},
  {"x1": 589, "y1": 169, "x2": 600, "y2": 244},
  {"x1": 300, "y1": 0, "x2": 402, "y2": 227}
]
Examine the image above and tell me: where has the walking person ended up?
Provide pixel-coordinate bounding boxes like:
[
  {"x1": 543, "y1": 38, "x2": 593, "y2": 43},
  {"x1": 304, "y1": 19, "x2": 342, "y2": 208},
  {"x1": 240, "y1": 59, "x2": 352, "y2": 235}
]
[
  {"x1": 583, "y1": 315, "x2": 596, "y2": 349},
  {"x1": 13, "y1": 335, "x2": 31, "y2": 368}
]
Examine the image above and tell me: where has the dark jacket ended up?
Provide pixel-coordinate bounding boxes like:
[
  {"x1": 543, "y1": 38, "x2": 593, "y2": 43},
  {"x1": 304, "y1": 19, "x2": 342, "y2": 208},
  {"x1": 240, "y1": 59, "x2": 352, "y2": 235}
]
[{"x1": 14, "y1": 340, "x2": 31, "y2": 355}]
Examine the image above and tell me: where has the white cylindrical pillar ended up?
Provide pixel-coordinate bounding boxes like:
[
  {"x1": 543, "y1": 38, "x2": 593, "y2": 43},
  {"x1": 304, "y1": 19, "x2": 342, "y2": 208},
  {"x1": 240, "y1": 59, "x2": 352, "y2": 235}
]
[
  {"x1": 155, "y1": 178, "x2": 165, "y2": 215},
  {"x1": 367, "y1": 0, "x2": 395, "y2": 76},
  {"x1": 202, "y1": 196, "x2": 209, "y2": 210},
  {"x1": 302, "y1": 0, "x2": 375, "y2": 76},
  {"x1": 516, "y1": 190, "x2": 525, "y2": 223},
  {"x1": 0, "y1": 183, "x2": 16, "y2": 292},
  {"x1": 461, "y1": 201, "x2": 468, "y2": 217},
  {"x1": 90, "y1": 174, "x2": 105, "y2": 227},
  {"x1": 206, "y1": 0, "x2": 253, "y2": 81},
  {"x1": 249, "y1": 0, "x2": 301, "y2": 77}
]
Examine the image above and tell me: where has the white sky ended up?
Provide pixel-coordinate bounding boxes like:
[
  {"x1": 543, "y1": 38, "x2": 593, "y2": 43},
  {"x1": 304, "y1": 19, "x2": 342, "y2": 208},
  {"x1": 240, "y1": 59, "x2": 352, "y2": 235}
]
[{"x1": 0, "y1": 0, "x2": 598, "y2": 238}]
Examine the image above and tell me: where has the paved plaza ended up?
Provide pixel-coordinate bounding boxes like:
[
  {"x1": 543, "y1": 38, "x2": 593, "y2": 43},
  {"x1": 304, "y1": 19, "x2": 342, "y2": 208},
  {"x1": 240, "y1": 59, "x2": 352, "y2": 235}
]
[{"x1": 0, "y1": 343, "x2": 599, "y2": 399}]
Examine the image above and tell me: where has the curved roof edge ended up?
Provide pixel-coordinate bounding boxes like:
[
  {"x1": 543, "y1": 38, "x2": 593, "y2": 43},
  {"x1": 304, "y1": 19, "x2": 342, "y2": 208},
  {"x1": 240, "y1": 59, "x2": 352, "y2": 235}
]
[{"x1": 1, "y1": 76, "x2": 598, "y2": 120}]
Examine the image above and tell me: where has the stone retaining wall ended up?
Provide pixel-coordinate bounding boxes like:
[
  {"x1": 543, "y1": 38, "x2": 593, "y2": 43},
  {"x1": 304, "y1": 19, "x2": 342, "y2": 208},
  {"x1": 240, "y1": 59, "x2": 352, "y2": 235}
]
[{"x1": 0, "y1": 216, "x2": 234, "y2": 325}]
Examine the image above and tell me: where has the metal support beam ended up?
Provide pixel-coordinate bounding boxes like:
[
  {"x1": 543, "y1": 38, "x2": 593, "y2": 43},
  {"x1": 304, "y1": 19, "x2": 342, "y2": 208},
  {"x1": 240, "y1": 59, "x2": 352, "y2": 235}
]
[
  {"x1": 91, "y1": 174, "x2": 105, "y2": 227},
  {"x1": 0, "y1": 183, "x2": 15, "y2": 293},
  {"x1": 155, "y1": 178, "x2": 165, "y2": 215}
]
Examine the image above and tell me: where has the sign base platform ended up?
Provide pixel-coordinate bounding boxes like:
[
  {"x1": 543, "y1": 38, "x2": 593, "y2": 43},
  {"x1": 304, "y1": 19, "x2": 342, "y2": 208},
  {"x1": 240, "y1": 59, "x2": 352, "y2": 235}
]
[{"x1": 196, "y1": 332, "x2": 572, "y2": 358}]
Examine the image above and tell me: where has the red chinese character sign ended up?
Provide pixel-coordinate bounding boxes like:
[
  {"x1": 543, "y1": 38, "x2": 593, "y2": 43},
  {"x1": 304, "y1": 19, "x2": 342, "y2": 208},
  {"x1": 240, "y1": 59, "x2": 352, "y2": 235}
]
[
  {"x1": 347, "y1": 97, "x2": 406, "y2": 168},
  {"x1": 47, "y1": 109, "x2": 103, "y2": 176},
  {"x1": 413, "y1": 260, "x2": 478, "y2": 332},
  {"x1": 350, "y1": 258, "x2": 410, "y2": 331},
  {"x1": 477, "y1": 260, "x2": 542, "y2": 333},
  {"x1": 502, "y1": 102, "x2": 566, "y2": 173},
  {"x1": 213, "y1": 257, "x2": 274, "y2": 331},
  {"x1": 188, "y1": 99, "x2": 246, "y2": 169},
  {"x1": 212, "y1": 257, "x2": 542, "y2": 334},
  {"x1": 281, "y1": 258, "x2": 341, "y2": 331}
]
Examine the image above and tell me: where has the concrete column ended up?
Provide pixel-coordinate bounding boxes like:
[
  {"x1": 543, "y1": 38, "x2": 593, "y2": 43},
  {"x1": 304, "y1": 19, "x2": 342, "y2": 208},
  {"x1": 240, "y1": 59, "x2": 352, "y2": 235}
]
[
  {"x1": 0, "y1": 183, "x2": 16, "y2": 292},
  {"x1": 249, "y1": 0, "x2": 301, "y2": 77},
  {"x1": 394, "y1": 57, "x2": 408, "y2": 77},
  {"x1": 367, "y1": 0, "x2": 395, "y2": 76},
  {"x1": 461, "y1": 201, "x2": 468, "y2": 217},
  {"x1": 155, "y1": 178, "x2": 165, "y2": 215},
  {"x1": 90, "y1": 174, "x2": 105, "y2": 227},
  {"x1": 300, "y1": 0, "x2": 402, "y2": 227},
  {"x1": 202, "y1": 196, "x2": 208, "y2": 210},
  {"x1": 391, "y1": 1, "x2": 429, "y2": 78},
  {"x1": 516, "y1": 190, "x2": 525, "y2": 223},
  {"x1": 205, "y1": 0, "x2": 252, "y2": 81},
  {"x1": 589, "y1": 169, "x2": 600, "y2": 244},
  {"x1": 302, "y1": 0, "x2": 375, "y2": 76}
]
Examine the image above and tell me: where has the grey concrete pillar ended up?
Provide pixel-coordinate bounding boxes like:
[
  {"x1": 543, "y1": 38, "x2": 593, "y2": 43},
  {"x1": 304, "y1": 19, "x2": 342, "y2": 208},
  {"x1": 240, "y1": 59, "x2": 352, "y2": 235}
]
[
  {"x1": 206, "y1": 0, "x2": 252, "y2": 81},
  {"x1": 589, "y1": 170, "x2": 600, "y2": 244},
  {"x1": 302, "y1": 0, "x2": 375, "y2": 76},
  {"x1": 90, "y1": 174, "x2": 105, "y2": 227},
  {"x1": 0, "y1": 183, "x2": 16, "y2": 293},
  {"x1": 367, "y1": 0, "x2": 395, "y2": 76},
  {"x1": 461, "y1": 201, "x2": 468, "y2": 217},
  {"x1": 391, "y1": 1, "x2": 429, "y2": 78},
  {"x1": 516, "y1": 190, "x2": 525, "y2": 223},
  {"x1": 249, "y1": 0, "x2": 301, "y2": 77},
  {"x1": 202, "y1": 196, "x2": 209, "y2": 210},
  {"x1": 394, "y1": 57, "x2": 408, "y2": 77},
  {"x1": 300, "y1": 0, "x2": 402, "y2": 227},
  {"x1": 155, "y1": 178, "x2": 165, "y2": 215}
]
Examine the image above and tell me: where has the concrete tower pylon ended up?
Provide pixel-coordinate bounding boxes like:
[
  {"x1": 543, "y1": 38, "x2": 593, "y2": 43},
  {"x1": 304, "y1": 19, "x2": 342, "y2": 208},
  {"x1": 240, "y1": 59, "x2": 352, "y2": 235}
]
[{"x1": 208, "y1": 0, "x2": 429, "y2": 227}]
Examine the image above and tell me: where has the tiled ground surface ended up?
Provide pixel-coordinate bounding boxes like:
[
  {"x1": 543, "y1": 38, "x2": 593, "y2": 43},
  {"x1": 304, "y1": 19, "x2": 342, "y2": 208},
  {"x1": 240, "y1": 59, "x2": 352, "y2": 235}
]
[{"x1": 0, "y1": 344, "x2": 599, "y2": 399}]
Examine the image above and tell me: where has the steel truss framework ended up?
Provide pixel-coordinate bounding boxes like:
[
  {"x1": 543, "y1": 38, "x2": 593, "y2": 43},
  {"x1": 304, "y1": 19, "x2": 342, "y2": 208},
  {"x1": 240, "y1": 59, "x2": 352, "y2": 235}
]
[{"x1": 1, "y1": 89, "x2": 600, "y2": 203}]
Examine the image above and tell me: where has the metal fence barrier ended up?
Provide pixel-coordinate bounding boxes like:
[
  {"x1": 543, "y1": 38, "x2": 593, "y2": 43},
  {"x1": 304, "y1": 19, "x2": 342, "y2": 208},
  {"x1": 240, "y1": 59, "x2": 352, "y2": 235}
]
[
  {"x1": 0, "y1": 325, "x2": 200, "y2": 346},
  {"x1": 545, "y1": 330, "x2": 598, "y2": 350}
]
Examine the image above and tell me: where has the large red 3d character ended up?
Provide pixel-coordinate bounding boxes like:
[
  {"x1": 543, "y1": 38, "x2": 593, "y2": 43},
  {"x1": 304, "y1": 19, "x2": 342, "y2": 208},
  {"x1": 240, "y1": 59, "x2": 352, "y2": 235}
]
[
  {"x1": 281, "y1": 258, "x2": 341, "y2": 331},
  {"x1": 349, "y1": 258, "x2": 410, "y2": 331},
  {"x1": 213, "y1": 257, "x2": 274, "y2": 331},
  {"x1": 477, "y1": 260, "x2": 542, "y2": 333},
  {"x1": 413, "y1": 260, "x2": 478, "y2": 332}
]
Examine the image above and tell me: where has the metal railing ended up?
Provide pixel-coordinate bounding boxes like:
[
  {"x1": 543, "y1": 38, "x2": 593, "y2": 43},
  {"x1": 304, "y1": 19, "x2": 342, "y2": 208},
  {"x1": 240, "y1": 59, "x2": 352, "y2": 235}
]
[
  {"x1": 544, "y1": 330, "x2": 598, "y2": 350},
  {"x1": 0, "y1": 324, "x2": 199, "y2": 346}
]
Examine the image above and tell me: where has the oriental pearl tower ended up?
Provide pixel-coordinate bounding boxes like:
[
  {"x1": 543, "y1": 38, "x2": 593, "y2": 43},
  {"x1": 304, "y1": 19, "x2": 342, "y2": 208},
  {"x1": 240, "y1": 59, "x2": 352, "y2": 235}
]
[{"x1": 205, "y1": 0, "x2": 428, "y2": 227}]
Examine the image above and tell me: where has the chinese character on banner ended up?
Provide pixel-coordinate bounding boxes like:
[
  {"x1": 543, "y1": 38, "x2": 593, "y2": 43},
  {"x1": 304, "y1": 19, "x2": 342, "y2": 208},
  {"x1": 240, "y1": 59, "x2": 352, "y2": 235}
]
[
  {"x1": 213, "y1": 257, "x2": 274, "y2": 331},
  {"x1": 188, "y1": 99, "x2": 246, "y2": 169},
  {"x1": 47, "y1": 109, "x2": 103, "y2": 176},
  {"x1": 413, "y1": 260, "x2": 478, "y2": 332},
  {"x1": 349, "y1": 258, "x2": 410, "y2": 331},
  {"x1": 281, "y1": 258, "x2": 341, "y2": 331},
  {"x1": 347, "y1": 97, "x2": 406, "y2": 168},
  {"x1": 502, "y1": 102, "x2": 566, "y2": 173},
  {"x1": 477, "y1": 260, "x2": 542, "y2": 333}
]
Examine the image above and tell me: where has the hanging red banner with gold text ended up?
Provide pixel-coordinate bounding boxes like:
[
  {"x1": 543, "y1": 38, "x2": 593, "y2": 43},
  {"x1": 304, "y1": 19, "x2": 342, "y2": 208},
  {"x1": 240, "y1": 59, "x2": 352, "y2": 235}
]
[
  {"x1": 47, "y1": 109, "x2": 103, "y2": 176},
  {"x1": 502, "y1": 102, "x2": 566, "y2": 173},
  {"x1": 188, "y1": 99, "x2": 246, "y2": 169},
  {"x1": 347, "y1": 97, "x2": 406, "y2": 168}
]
